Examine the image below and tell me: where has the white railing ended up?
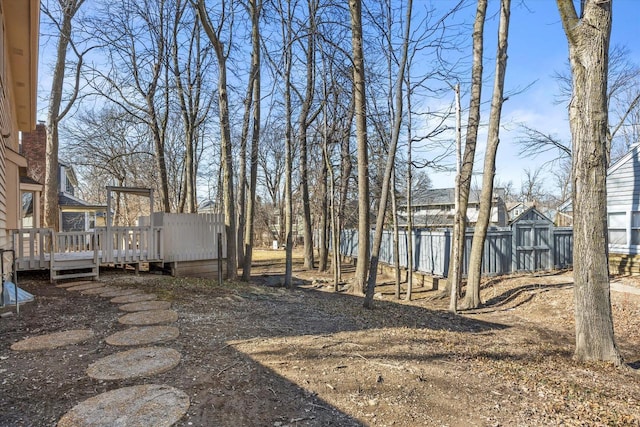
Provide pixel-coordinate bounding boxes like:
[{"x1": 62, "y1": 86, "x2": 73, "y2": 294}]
[
  {"x1": 12, "y1": 225, "x2": 163, "y2": 270},
  {"x1": 12, "y1": 228, "x2": 53, "y2": 270},
  {"x1": 99, "y1": 226, "x2": 163, "y2": 263}
]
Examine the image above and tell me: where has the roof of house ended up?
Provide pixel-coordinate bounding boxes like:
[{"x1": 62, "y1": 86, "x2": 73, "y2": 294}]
[
  {"x1": 508, "y1": 206, "x2": 552, "y2": 225},
  {"x1": 59, "y1": 193, "x2": 107, "y2": 210},
  {"x1": 607, "y1": 142, "x2": 640, "y2": 176},
  {"x1": 410, "y1": 187, "x2": 506, "y2": 207},
  {"x1": 4, "y1": 0, "x2": 39, "y2": 131}
]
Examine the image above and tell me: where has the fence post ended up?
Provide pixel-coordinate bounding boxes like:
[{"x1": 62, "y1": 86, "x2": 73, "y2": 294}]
[{"x1": 217, "y1": 232, "x2": 223, "y2": 285}]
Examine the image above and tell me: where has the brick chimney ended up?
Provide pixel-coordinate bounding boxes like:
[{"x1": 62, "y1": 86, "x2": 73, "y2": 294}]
[{"x1": 21, "y1": 122, "x2": 46, "y2": 184}]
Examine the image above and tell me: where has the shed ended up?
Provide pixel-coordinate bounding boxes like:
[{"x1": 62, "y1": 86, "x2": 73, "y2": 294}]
[{"x1": 606, "y1": 143, "x2": 640, "y2": 274}]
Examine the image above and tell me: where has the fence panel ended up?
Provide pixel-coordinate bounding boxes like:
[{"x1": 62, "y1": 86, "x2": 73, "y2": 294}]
[
  {"x1": 151, "y1": 213, "x2": 225, "y2": 262},
  {"x1": 337, "y1": 225, "x2": 573, "y2": 278},
  {"x1": 553, "y1": 227, "x2": 573, "y2": 268}
]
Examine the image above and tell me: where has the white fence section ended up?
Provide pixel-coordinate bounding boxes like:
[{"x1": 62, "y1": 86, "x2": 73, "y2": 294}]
[
  {"x1": 100, "y1": 226, "x2": 162, "y2": 264},
  {"x1": 149, "y1": 213, "x2": 226, "y2": 262}
]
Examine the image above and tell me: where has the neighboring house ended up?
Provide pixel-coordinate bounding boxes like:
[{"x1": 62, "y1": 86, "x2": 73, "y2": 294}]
[
  {"x1": 507, "y1": 201, "x2": 527, "y2": 221},
  {"x1": 58, "y1": 163, "x2": 107, "y2": 232},
  {"x1": 397, "y1": 187, "x2": 508, "y2": 228},
  {"x1": 0, "y1": 1, "x2": 40, "y2": 249},
  {"x1": 21, "y1": 124, "x2": 107, "y2": 232},
  {"x1": 606, "y1": 143, "x2": 640, "y2": 273},
  {"x1": 198, "y1": 199, "x2": 218, "y2": 214},
  {"x1": 555, "y1": 198, "x2": 573, "y2": 227}
]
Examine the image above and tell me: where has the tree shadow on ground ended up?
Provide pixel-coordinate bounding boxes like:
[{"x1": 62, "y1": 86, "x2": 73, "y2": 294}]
[{"x1": 463, "y1": 282, "x2": 574, "y2": 314}]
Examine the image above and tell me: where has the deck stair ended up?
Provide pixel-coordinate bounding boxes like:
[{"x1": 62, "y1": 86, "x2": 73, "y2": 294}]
[
  {"x1": 50, "y1": 256, "x2": 99, "y2": 282},
  {"x1": 49, "y1": 232, "x2": 100, "y2": 282}
]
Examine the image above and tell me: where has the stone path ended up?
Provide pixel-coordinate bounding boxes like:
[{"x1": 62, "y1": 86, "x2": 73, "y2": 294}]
[
  {"x1": 105, "y1": 325, "x2": 180, "y2": 346},
  {"x1": 110, "y1": 293, "x2": 157, "y2": 304},
  {"x1": 86, "y1": 346, "x2": 182, "y2": 380},
  {"x1": 118, "y1": 300, "x2": 172, "y2": 312},
  {"x1": 10, "y1": 329, "x2": 95, "y2": 351},
  {"x1": 10, "y1": 279, "x2": 188, "y2": 426},
  {"x1": 57, "y1": 384, "x2": 190, "y2": 427},
  {"x1": 118, "y1": 309, "x2": 179, "y2": 325}
]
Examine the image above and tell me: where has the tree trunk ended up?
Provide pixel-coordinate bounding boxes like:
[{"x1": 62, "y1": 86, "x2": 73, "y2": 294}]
[
  {"x1": 363, "y1": 0, "x2": 412, "y2": 309},
  {"x1": 463, "y1": 0, "x2": 510, "y2": 310},
  {"x1": 282, "y1": 0, "x2": 294, "y2": 288},
  {"x1": 243, "y1": 0, "x2": 261, "y2": 282},
  {"x1": 299, "y1": 0, "x2": 317, "y2": 270},
  {"x1": 44, "y1": 0, "x2": 85, "y2": 230},
  {"x1": 449, "y1": 82, "x2": 462, "y2": 313},
  {"x1": 318, "y1": 157, "x2": 329, "y2": 272},
  {"x1": 391, "y1": 171, "x2": 401, "y2": 299},
  {"x1": 349, "y1": 0, "x2": 370, "y2": 295},
  {"x1": 447, "y1": 0, "x2": 487, "y2": 300},
  {"x1": 196, "y1": 0, "x2": 237, "y2": 280},
  {"x1": 557, "y1": 0, "x2": 622, "y2": 365}
]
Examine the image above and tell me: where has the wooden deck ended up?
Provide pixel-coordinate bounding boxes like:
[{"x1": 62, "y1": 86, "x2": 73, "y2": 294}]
[
  {"x1": 12, "y1": 213, "x2": 226, "y2": 281},
  {"x1": 12, "y1": 226, "x2": 162, "y2": 281}
]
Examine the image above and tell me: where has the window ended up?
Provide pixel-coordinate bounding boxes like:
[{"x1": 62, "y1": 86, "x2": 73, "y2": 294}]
[
  {"x1": 608, "y1": 212, "x2": 627, "y2": 245},
  {"x1": 631, "y1": 212, "x2": 640, "y2": 245},
  {"x1": 21, "y1": 192, "x2": 34, "y2": 228}
]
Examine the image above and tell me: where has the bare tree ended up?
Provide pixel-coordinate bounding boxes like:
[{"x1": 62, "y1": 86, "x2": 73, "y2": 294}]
[
  {"x1": 447, "y1": 0, "x2": 487, "y2": 308},
  {"x1": 363, "y1": 0, "x2": 412, "y2": 309},
  {"x1": 556, "y1": 0, "x2": 622, "y2": 365},
  {"x1": 242, "y1": 0, "x2": 262, "y2": 281},
  {"x1": 89, "y1": 0, "x2": 173, "y2": 212},
  {"x1": 195, "y1": 0, "x2": 238, "y2": 280},
  {"x1": 297, "y1": 0, "x2": 320, "y2": 270},
  {"x1": 349, "y1": 0, "x2": 370, "y2": 295},
  {"x1": 42, "y1": 0, "x2": 87, "y2": 230},
  {"x1": 171, "y1": 0, "x2": 214, "y2": 213},
  {"x1": 463, "y1": 0, "x2": 511, "y2": 310},
  {"x1": 520, "y1": 167, "x2": 545, "y2": 205}
]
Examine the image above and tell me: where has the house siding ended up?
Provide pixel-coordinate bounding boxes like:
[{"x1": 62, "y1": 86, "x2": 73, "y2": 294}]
[
  {"x1": 0, "y1": 6, "x2": 9, "y2": 248},
  {"x1": 606, "y1": 145, "x2": 640, "y2": 259},
  {"x1": 607, "y1": 149, "x2": 640, "y2": 208},
  {"x1": 0, "y1": 0, "x2": 40, "y2": 248}
]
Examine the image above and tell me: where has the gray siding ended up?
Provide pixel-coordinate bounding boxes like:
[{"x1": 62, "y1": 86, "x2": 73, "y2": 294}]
[{"x1": 608, "y1": 148, "x2": 640, "y2": 207}]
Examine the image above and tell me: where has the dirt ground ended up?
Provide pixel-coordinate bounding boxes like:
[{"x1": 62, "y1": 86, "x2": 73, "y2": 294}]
[{"x1": 1, "y1": 249, "x2": 639, "y2": 427}]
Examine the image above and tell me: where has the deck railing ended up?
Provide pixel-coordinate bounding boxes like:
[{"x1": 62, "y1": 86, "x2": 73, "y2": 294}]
[
  {"x1": 12, "y1": 228, "x2": 53, "y2": 270},
  {"x1": 99, "y1": 226, "x2": 163, "y2": 263},
  {"x1": 12, "y1": 226, "x2": 163, "y2": 271}
]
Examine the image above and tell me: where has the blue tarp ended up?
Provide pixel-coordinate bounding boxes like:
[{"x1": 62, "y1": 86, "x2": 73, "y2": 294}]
[{"x1": 2, "y1": 282, "x2": 34, "y2": 306}]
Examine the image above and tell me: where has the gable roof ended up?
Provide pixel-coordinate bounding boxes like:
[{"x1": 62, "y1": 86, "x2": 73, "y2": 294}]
[
  {"x1": 509, "y1": 206, "x2": 553, "y2": 225},
  {"x1": 608, "y1": 143, "x2": 640, "y2": 176},
  {"x1": 411, "y1": 187, "x2": 506, "y2": 207}
]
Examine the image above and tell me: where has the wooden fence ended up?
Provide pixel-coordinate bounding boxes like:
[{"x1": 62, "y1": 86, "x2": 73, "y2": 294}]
[{"x1": 338, "y1": 226, "x2": 573, "y2": 278}]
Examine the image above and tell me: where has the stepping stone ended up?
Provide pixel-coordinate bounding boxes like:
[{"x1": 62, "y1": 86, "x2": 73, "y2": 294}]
[
  {"x1": 105, "y1": 326, "x2": 180, "y2": 347},
  {"x1": 118, "y1": 310, "x2": 178, "y2": 326},
  {"x1": 86, "y1": 346, "x2": 181, "y2": 380},
  {"x1": 57, "y1": 384, "x2": 189, "y2": 427},
  {"x1": 99, "y1": 288, "x2": 141, "y2": 298},
  {"x1": 11, "y1": 329, "x2": 94, "y2": 351},
  {"x1": 56, "y1": 280, "x2": 93, "y2": 289},
  {"x1": 82, "y1": 286, "x2": 118, "y2": 295},
  {"x1": 110, "y1": 293, "x2": 158, "y2": 304},
  {"x1": 66, "y1": 282, "x2": 105, "y2": 292},
  {"x1": 118, "y1": 301, "x2": 171, "y2": 312}
]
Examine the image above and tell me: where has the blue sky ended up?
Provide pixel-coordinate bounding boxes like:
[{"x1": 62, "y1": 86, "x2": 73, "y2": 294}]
[{"x1": 427, "y1": 0, "x2": 640, "y2": 196}]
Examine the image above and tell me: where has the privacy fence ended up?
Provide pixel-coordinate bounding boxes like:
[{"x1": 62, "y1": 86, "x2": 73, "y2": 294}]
[{"x1": 338, "y1": 223, "x2": 573, "y2": 278}]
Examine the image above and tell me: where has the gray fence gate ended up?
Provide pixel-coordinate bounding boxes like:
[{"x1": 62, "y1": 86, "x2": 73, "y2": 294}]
[{"x1": 511, "y1": 208, "x2": 554, "y2": 272}]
